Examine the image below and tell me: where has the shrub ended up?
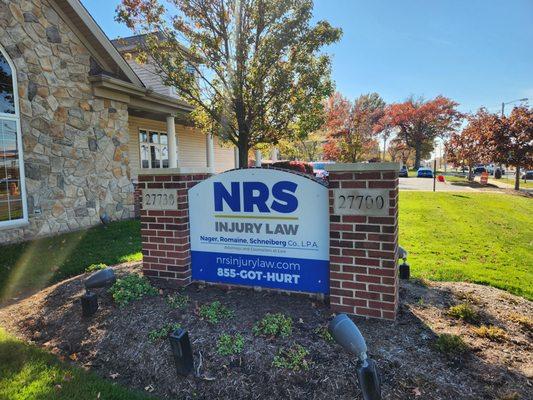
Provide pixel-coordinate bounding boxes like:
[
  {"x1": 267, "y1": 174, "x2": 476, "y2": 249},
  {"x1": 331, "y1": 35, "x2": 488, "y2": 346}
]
[
  {"x1": 85, "y1": 263, "x2": 107, "y2": 273},
  {"x1": 217, "y1": 333, "x2": 245, "y2": 356},
  {"x1": 448, "y1": 303, "x2": 478, "y2": 323},
  {"x1": 108, "y1": 274, "x2": 158, "y2": 307},
  {"x1": 273, "y1": 345, "x2": 311, "y2": 371},
  {"x1": 263, "y1": 161, "x2": 314, "y2": 176},
  {"x1": 435, "y1": 334, "x2": 468, "y2": 355},
  {"x1": 165, "y1": 293, "x2": 189, "y2": 309},
  {"x1": 199, "y1": 301, "x2": 234, "y2": 324},
  {"x1": 473, "y1": 325, "x2": 506, "y2": 341},
  {"x1": 314, "y1": 325, "x2": 334, "y2": 342},
  {"x1": 148, "y1": 323, "x2": 181, "y2": 342},
  {"x1": 253, "y1": 313, "x2": 293, "y2": 338}
]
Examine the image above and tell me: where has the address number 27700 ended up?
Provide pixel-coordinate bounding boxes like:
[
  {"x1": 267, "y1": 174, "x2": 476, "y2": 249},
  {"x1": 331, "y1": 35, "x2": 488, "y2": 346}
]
[{"x1": 333, "y1": 189, "x2": 390, "y2": 216}]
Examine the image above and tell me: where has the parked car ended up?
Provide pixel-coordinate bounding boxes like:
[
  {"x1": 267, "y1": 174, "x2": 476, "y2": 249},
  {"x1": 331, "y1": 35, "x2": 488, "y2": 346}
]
[
  {"x1": 310, "y1": 161, "x2": 335, "y2": 179},
  {"x1": 522, "y1": 171, "x2": 533, "y2": 180},
  {"x1": 417, "y1": 167, "x2": 433, "y2": 178},
  {"x1": 399, "y1": 166, "x2": 408, "y2": 177},
  {"x1": 473, "y1": 166, "x2": 487, "y2": 175}
]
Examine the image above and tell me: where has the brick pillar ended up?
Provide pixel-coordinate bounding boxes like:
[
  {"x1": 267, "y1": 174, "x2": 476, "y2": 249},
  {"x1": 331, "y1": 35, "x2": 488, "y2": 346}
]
[
  {"x1": 138, "y1": 170, "x2": 211, "y2": 286},
  {"x1": 326, "y1": 163, "x2": 399, "y2": 320}
]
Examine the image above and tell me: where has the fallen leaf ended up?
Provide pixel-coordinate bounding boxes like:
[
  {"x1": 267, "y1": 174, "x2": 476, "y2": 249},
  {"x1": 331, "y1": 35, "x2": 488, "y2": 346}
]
[
  {"x1": 109, "y1": 372, "x2": 120, "y2": 379},
  {"x1": 69, "y1": 353, "x2": 78, "y2": 361}
]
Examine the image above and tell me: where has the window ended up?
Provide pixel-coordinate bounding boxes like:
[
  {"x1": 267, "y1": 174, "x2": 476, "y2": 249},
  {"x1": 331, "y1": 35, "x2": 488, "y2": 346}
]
[
  {"x1": 0, "y1": 47, "x2": 27, "y2": 228},
  {"x1": 139, "y1": 130, "x2": 169, "y2": 169}
]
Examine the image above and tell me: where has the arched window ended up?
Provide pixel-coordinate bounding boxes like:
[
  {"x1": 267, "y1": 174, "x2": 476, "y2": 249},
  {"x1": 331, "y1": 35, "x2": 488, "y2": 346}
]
[{"x1": 0, "y1": 46, "x2": 27, "y2": 228}]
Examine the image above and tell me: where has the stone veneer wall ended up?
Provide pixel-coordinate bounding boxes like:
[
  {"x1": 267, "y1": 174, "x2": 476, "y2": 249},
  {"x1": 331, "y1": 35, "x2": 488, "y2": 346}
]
[{"x1": 0, "y1": 0, "x2": 134, "y2": 243}]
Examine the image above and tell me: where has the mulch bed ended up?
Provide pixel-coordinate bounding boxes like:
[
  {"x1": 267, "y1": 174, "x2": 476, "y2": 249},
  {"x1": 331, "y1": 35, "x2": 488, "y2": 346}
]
[{"x1": 1, "y1": 262, "x2": 531, "y2": 400}]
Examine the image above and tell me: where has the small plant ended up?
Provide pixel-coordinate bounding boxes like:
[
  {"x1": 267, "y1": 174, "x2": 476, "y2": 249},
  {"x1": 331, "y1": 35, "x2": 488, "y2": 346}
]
[
  {"x1": 457, "y1": 291, "x2": 480, "y2": 304},
  {"x1": 273, "y1": 344, "x2": 311, "y2": 371},
  {"x1": 108, "y1": 274, "x2": 158, "y2": 307},
  {"x1": 508, "y1": 313, "x2": 533, "y2": 333},
  {"x1": 314, "y1": 325, "x2": 333, "y2": 342},
  {"x1": 498, "y1": 391, "x2": 520, "y2": 400},
  {"x1": 473, "y1": 325, "x2": 506, "y2": 342},
  {"x1": 166, "y1": 293, "x2": 189, "y2": 309},
  {"x1": 217, "y1": 333, "x2": 245, "y2": 356},
  {"x1": 448, "y1": 303, "x2": 478, "y2": 323},
  {"x1": 85, "y1": 263, "x2": 107, "y2": 273},
  {"x1": 148, "y1": 323, "x2": 181, "y2": 342},
  {"x1": 253, "y1": 313, "x2": 292, "y2": 338},
  {"x1": 199, "y1": 301, "x2": 234, "y2": 324},
  {"x1": 435, "y1": 334, "x2": 468, "y2": 355}
]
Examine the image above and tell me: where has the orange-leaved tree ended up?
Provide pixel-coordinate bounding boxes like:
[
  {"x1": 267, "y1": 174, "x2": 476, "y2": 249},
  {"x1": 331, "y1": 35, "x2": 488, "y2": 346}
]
[
  {"x1": 445, "y1": 109, "x2": 493, "y2": 180},
  {"x1": 322, "y1": 92, "x2": 384, "y2": 162},
  {"x1": 488, "y1": 106, "x2": 533, "y2": 190},
  {"x1": 377, "y1": 96, "x2": 463, "y2": 169}
]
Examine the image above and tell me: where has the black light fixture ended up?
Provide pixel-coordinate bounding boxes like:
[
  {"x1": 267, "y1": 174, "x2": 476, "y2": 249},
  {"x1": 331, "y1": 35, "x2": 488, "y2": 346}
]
[
  {"x1": 398, "y1": 246, "x2": 410, "y2": 280},
  {"x1": 329, "y1": 314, "x2": 382, "y2": 400},
  {"x1": 81, "y1": 268, "x2": 116, "y2": 317},
  {"x1": 169, "y1": 328, "x2": 194, "y2": 376}
]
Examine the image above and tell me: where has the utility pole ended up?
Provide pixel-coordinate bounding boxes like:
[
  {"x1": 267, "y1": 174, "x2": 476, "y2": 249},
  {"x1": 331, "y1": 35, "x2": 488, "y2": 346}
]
[
  {"x1": 501, "y1": 98, "x2": 528, "y2": 116},
  {"x1": 433, "y1": 159, "x2": 437, "y2": 192}
]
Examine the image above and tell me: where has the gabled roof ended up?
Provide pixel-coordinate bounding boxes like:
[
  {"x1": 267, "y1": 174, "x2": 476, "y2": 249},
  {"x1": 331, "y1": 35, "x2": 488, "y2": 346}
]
[{"x1": 50, "y1": 0, "x2": 143, "y2": 87}]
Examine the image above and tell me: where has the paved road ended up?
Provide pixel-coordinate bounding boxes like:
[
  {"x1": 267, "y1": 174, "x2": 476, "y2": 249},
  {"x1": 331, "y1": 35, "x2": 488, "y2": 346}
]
[
  {"x1": 400, "y1": 175, "x2": 532, "y2": 193},
  {"x1": 399, "y1": 177, "x2": 481, "y2": 192}
]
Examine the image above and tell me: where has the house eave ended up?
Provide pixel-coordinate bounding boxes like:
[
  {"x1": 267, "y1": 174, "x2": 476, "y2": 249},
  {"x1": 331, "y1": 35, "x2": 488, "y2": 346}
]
[{"x1": 89, "y1": 75, "x2": 194, "y2": 116}]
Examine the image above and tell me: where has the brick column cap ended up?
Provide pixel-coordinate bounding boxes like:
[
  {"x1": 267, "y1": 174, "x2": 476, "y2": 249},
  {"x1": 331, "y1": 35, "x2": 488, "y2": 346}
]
[
  {"x1": 325, "y1": 162, "x2": 400, "y2": 172},
  {"x1": 139, "y1": 167, "x2": 215, "y2": 176}
]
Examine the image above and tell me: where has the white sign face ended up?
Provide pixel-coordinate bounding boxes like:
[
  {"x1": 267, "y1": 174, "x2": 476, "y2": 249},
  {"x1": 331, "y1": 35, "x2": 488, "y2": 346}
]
[
  {"x1": 333, "y1": 189, "x2": 389, "y2": 216},
  {"x1": 141, "y1": 189, "x2": 178, "y2": 211},
  {"x1": 189, "y1": 169, "x2": 330, "y2": 294}
]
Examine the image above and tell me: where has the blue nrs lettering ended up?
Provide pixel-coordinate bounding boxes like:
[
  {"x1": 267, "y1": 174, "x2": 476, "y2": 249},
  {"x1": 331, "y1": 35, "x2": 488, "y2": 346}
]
[{"x1": 213, "y1": 181, "x2": 298, "y2": 213}]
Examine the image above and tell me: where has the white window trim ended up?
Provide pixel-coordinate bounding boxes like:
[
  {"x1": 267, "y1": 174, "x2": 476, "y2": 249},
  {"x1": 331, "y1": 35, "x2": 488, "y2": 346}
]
[
  {"x1": 0, "y1": 45, "x2": 28, "y2": 230},
  {"x1": 139, "y1": 128, "x2": 170, "y2": 169}
]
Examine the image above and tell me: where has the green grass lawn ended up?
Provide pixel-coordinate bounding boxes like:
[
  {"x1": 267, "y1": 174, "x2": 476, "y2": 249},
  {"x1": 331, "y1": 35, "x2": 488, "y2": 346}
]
[
  {"x1": 0, "y1": 220, "x2": 141, "y2": 303},
  {"x1": 0, "y1": 328, "x2": 153, "y2": 400},
  {"x1": 400, "y1": 192, "x2": 533, "y2": 300},
  {"x1": 492, "y1": 177, "x2": 533, "y2": 189},
  {"x1": 0, "y1": 194, "x2": 531, "y2": 398}
]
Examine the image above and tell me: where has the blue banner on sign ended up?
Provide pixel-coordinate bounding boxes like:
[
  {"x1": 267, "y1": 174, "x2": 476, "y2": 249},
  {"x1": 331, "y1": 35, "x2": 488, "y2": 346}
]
[{"x1": 191, "y1": 251, "x2": 329, "y2": 294}]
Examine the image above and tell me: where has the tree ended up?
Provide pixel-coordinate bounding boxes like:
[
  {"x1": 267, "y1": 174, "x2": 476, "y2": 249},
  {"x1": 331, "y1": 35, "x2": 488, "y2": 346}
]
[
  {"x1": 387, "y1": 137, "x2": 411, "y2": 165},
  {"x1": 445, "y1": 109, "x2": 492, "y2": 180},
  {"x1": 322, "y1": 92, "x2": 384, "y2": 162},
  {"x1": 117, "y1": 0, "x2": 341, "y2": 167},
  {"x1": 488, "y1": 106, "x2": 532, "y2": 190},
  {"x1": 377, "y1": 96, "x2": 463, "y2": 169}
]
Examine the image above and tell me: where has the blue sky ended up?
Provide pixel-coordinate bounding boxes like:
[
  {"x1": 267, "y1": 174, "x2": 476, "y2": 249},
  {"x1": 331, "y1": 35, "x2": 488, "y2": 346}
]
[{"x1": 84, "y1": 0, "x2": 533, "y2": 114}]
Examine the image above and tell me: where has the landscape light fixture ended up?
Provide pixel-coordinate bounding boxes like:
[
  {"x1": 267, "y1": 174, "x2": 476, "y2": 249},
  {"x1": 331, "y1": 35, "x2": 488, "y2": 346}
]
[
  {"x1": 328, "y1": 314, "x2": 382, "y2": 400},
  {"x1": 169, "y1": 328, "x2": 194, "y2": 376},
  {"x1": 81, "y1": 268, "x2": 116, "y2": 317},
  {"x1": 398, "y1": 245, "x2": 410, "y2": 280}
]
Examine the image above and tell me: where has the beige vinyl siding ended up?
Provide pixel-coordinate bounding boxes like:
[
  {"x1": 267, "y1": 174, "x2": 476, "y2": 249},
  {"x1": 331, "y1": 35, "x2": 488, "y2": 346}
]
[
  {"x1": 177, "y1": 125, "x2": 207, "y2": 168},
  {"x1": 214, "y1": 138, "x2": 236, "y2": 172},
  {"x1": 128, "y1": 116, "x2": 235, "y2": 178}
]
